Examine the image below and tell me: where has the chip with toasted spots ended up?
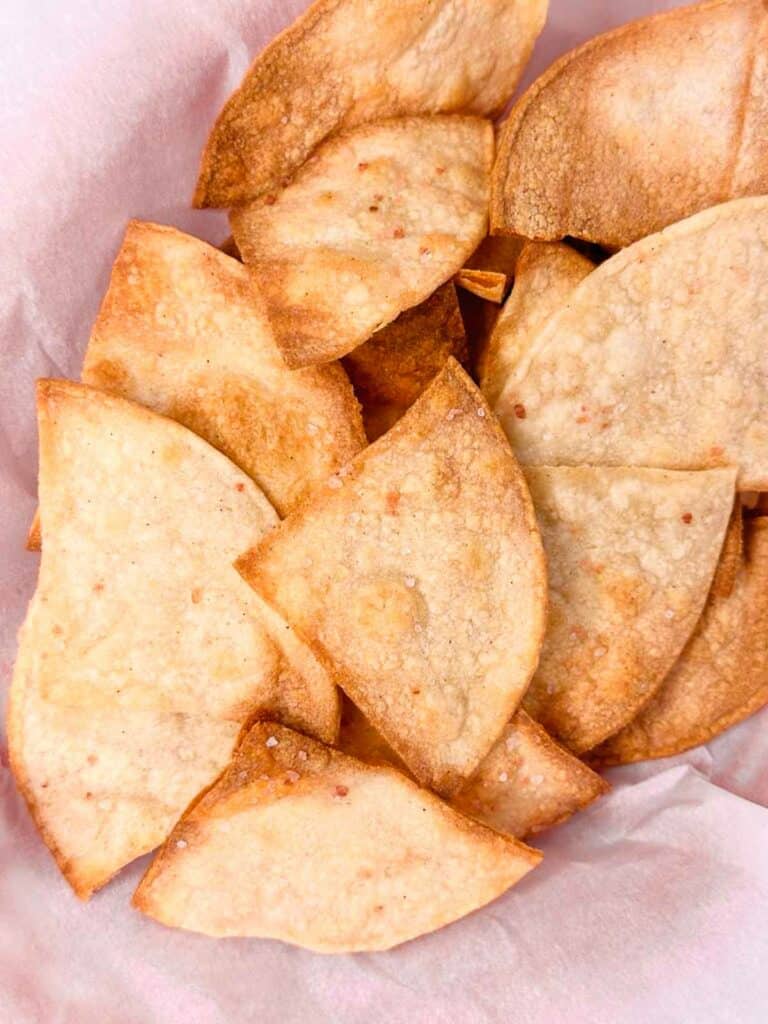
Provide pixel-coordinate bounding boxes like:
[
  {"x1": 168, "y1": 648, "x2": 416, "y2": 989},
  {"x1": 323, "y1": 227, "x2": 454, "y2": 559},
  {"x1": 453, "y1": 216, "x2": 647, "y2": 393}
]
[
  {"x1": 8, "y1": 381, "x2": 338, "y2": 898},
  {"x1": 133, "y1": 722, "x2": 541, "y2": 951},
  {"x1": 342, "y1": 282, "x2": 467, "y2": 441},
  {"x1": 230, "y1": 116, "x2": 493, "y2": 368},
  {"x1": 521, "y1": 466, "x2": 736, "y2": 753},
  {"x1": 236, "y1": 360, "x2": 547, "y2": 795},
  {"x1": 491, "y1": 0, "x2": 768, "y2": 247},
  {"x1": 194, "y1": 0, "x2": 547, "y2": 208}
]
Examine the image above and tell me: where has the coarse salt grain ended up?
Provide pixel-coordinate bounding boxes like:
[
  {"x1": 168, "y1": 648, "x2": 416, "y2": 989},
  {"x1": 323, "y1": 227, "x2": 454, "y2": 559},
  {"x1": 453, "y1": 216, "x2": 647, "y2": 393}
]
[
  {"x1": 498, "y1": 771, "x2": 509, "y2": 783},
  {"x1": 176, "y1": 839, "x2": 188, "y2": 849},
  {"x1": 476, "y1": 407, "x2": 486, "y2": 417},
  {"x1": 265, "y1": 736, "x2": 279, "y2": 748}
]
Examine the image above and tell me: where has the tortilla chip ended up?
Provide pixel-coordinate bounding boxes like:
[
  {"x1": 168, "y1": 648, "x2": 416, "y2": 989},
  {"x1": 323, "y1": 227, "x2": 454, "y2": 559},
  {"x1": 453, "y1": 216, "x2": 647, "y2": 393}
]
[
  {"x1": 8, "y1": 381, "x2": 339, "y2": 898},
  {"x1": 218, "y1": 235, "x2": 240, "y2": 260},
  {"x1": 194, "y1": 0, "x2": 547, "y2": 208},
  {"x1": 236, "y1": 360, "x2": 547, "y2": 795},
  {"x1": 479, "y1": 241, "x2": 594, "y2": 406},
  {"x1": 522, "y1": 466, "x2": 736, "y2": 753},
  {"x1": 26, "y1": 512, "x2": 41, "y2": 551},
  {"x1": 592, "y1": 516, "x2": 768, "y2": 766},
  {"x1": 495, "y1": 198, "x2": 768, "y2": 490},
  {"x1": 491, "y1": 0, "x2": 768, "y2": 247},
  {"x1": 342, "y1": 282, "x2": 467, "y2": 441},
  {"x1": 230, "y1": 116, "x2": 493, "y2": 368},
  {"x1": 133, "y1": 722, "x2": 541, "y2": 951},
  {"x1": 466, "y1": 235, "x2": 527, "y2": 276},
  {"x1": 709, "y1": 500, "x2": 743, "y2": 601},
  {"x1": 455, "y1": 268, "x2": 508, "y2": 304}
]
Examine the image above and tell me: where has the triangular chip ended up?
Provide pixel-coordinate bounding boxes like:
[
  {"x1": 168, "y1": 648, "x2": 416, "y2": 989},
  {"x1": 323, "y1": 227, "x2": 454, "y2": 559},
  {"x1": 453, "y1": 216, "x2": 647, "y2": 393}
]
[
  {"x1": 592, "y1": 516, "x2": 768, "y2": 766},
  {"x1": 522, "y1": 466, "x2": 736, "y2": 753},
  {"x1": 230, "y1": 116, "x2": 493, "y2": 368},
  {"x1": 495, "y1": 198, "x2": 768, "y2": 489},
  {"x1": 491, "y1": 0, "x2": 768, "y2": 247},
  {"x1": 342, "y1": 282, "x2": 467, "y2": 441},
  {"x1": 236, "y1": 360, "x2": 547, "y2": 794},
  {"x1": 194, "y1": 0, "x2": 547, "y2": 208},
  {"x1": 9, "y1": 381, "x2": 338, "y2": 898},
  {"x1": 133, "y1": 722, "x2": 541, "y2": 951}
]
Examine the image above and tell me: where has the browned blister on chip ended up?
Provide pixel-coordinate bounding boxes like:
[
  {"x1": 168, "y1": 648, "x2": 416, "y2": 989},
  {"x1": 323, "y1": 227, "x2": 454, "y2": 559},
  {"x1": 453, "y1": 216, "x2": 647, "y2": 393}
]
[
  {"x1": 491, "y1": 0, "x2": 768, "y2": 247},
  {"x1": 236, "y1": 360, "x2": 547, "y2": 795},
  {"x1": 522, "y1": 466, "x2": 736, "y2": 753},
  {"x1": 342, "y1": 282, "x2": 467, "y2": 441},
  {"x1": 195, "y1": 0, "x2": 548, "y2": 208},
  {"x1": 495, "y1": 198, "x2": 768, "y2": 490},
  {"x1": 230, "y1": 116, "x2": 493, "y2": 368},
  {"x1": 592, "y1": 515, "x2": 768, "y2": 765},
  {"x1": 8, "y1": 382, "x2": 339, "y2": 898},
  {"x1": 133, "y1": 722, "x2": 541, "y2": 951}
]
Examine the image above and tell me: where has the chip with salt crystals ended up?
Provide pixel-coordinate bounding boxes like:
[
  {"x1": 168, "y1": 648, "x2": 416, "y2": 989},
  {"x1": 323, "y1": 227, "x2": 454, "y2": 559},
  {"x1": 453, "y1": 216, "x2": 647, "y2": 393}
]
[
  {"x1": 479, "y1": 241, "x2": 594, "y2": 407},
  {"x1": 236, "y1": 360, "x2": 547, "y2": 795},
  {"x1": 230, "y1": 116, "x2": 493, "y2": 368},
  {"x1": 592, "y1": 515, "x2": 768, "y2": 766},
  {"x1": 340, "y1": 698, "x2": 607, "y2": 838},
  {"x1": 491, "y1": 0, "x2": 768, "y2": 248},
  {"x1": 342, "y1": 282, "x2": 467, "y2": 441},
  {"x1": 194, "y1": 0, "x2": 547, "y2": 208},
  {"x1": 495, "y1": 198, "x2": 768, "y2": 490},
  {"x1": 8, "y1": 381, "x2": 339, "y2": 898},
  {"x1": 133, "y1": 722, "x2": 541, "y2": 951},
  {"x1": 521, "y1": 466, "x2": 736, "y2": 754}
]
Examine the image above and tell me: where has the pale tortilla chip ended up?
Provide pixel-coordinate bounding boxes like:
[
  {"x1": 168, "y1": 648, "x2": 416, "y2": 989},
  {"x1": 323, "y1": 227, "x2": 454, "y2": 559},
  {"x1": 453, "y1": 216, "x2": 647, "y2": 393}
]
[
  {"x1": 9, "y1": 381, "x2": 339, "y2": 898},
  {"x1": 133, "y1": 722, "x2": 541, "y2": 951},
  {"x1": 592, "y1": 516, "x2": 768, "y2": 766},
  {"x1": 236, "y1": 360, "x2": 547, "y2": 795},
  {"x1": 195, "y1": 0, "x2": 547, "y2": 208},
  {"x1": 342, "y1": 282, "x2": 467, "y2": 441},
  {"x1": 491, "y1": 0, "x2": 768, "y2": 247},
  {"x1": 230, "y1": 116, "x2": 493, "y2": 368},
  {"x1": 455, "y1": 268, "x2": 508, "y2": 303},
  {"x1": 479, "y1": 241, "x2": 594, "y2": 406},
  {"x1": 466, "y1": 235, "x2": 527, "y2": 276},
  {"x1": 522, "y1": 466, "x2": 736, "y2": 753},
  {"x1": 495, "y1": 198, "x2": 768, "y2": 490}
]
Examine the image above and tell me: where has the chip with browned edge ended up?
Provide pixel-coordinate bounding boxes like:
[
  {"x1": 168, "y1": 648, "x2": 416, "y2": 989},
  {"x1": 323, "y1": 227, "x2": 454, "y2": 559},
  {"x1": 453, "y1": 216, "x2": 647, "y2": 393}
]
[
  {"x1": 230, "y1": 116, "x2": 493, "y2": 368},
  {"x1": 133, "y1": 722, "x2": 541, "y2": 951},
  {"x1": 454, "y1": 268, "x2": 508, "y2": 303},
  {"x1": 236, "y1": 360, "x2": 547, "y2": 795},
  {"x1": 491, "y1": 0, "x2": 768, "y2": 247},
  {"x1": 9, "y1": 381, "x2": 338, "y2": 898}
]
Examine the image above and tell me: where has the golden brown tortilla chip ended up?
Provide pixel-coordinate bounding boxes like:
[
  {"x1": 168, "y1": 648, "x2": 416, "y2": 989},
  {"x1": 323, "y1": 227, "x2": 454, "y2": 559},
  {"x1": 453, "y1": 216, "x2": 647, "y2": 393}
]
[
  {"x1": 230, "y1": 116, "x2": 493, "y2": 368},
  {"x1": 495, "y1": 198, "x2": 768, "y2": 490},
  {"x1": 133, "y1": 722, "x2": 541, "y2": 951},
  {"x1": 236, "y1": 360, "x2": 547, "y2": 795},
  {"x1": 592, "y1": 516, "x2": 768, "y2": 766},
  {"x1": 522, "y1": 466, "x2": 736, "y2": 753},
  {"x1": 9, "y1": 381, "x2": 339, "y2": 898},
  {"x1": 195, "y1": 0, "x2": 547, "y2": 208},
  {"x1": 454, "y1": 268, "x2": 508, "y2": 303},
  {"x1": 342, "y1": 282, "x2": 467, "y2": 441},
  {"x1": 491, "y1": 0, "x2": 768, "y2": 247}
]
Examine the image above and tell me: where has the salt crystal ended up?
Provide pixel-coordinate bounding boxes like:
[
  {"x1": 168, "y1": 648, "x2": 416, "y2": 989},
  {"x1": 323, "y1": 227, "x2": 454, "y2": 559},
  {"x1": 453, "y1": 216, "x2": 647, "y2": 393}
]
[
  {"x1": 498, "y1": 771, "x2": 509, "y2": 783},
  {"x1": 176, "y1": 839, "x2": 188, "y2": 849},
  {"x1": 297, "y1": 750, "x2": 308, "y2": 761},
  {"x1": 476, "y1": 407, "x2": 486, "y2": 418},
  {"x1": 664, "y1": 609, "x2": 675, "y2": 620},
  {"x1": 265, "y1": 736, "x2": 279, "y2": 748}
]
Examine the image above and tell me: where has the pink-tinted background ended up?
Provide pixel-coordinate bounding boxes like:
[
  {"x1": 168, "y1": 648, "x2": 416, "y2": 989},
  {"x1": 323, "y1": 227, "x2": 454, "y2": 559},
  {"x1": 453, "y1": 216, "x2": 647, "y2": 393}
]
[{"x1": 1, "y1": 2, "x2": 767, "y2": 1021}]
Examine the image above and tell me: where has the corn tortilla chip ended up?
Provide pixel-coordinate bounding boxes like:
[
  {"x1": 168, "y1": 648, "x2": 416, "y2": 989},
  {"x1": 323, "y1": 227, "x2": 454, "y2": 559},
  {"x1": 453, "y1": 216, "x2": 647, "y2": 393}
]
[
  {"x1": 133, "y1": 722, "x2": 541, "y2": 951},
  {"x1": 236, "y1": 360, "x2": 547, "y2": 795},
  {"x1": 230, "y1": 116, "x2": 493, "y2": 368},
  {"x1": 466, "y1": 235, "x2": 527, "y2": 276},
  {"x1": 342, "y1": 282, "x2": 467, "y2": 441},
  {"x1": 455, "y1": 268, "x2": 508, "y2": 304},
  {"x1": 522, "y1": 466, "x2": 736, "y2": 753},
  {"x1": 9, "y1": 381, "x2": 339, "y2": 898},
  {"x1": 495, "y1": 198, "x2": 768, "y2": 490},
  {"x1": 195, "y1": 0, "x2": 547, "y2": 208},
  {"x1": 491, "y1": 0, "x2": 768, "y2": 247}
]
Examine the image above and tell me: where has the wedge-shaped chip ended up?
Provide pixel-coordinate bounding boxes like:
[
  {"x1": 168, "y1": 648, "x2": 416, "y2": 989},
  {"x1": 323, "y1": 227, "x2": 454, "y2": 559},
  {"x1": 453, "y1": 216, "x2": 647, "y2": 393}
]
[
  {"x1": 496, "y1": 198, "x2": 768, "y2": 489},
  {"x1": 340, "y1": 699, "x2": 607, "y2": 838},
  {"x1": 342, "y1": 283, "x2": 467, "y2": 441},
  {"x1": 237, "y1": 360, "x2": 547, "y2": 794},
  {"x1": 230, "y1": 116, "x2": 493, "y2": 368},
  {"x1": 593, "y1": 516, "x2": 768, "y2": 766},
  {"x1": 479, "y1": 241, "x2": 594, "y2": 406},
  {"x1": 9, "y1": 381, "x2": 339, "y2": 898},
  {"x1": 491, "y1": 0, "x2": 768, "y2": 247},
  {"x1": 195, "y1": 0, "x2": 547, "y2": 208},
  {"x1": 522, "y1": 466, "x2": 736, "y2": 753},
  {"x1": 134, "y1": 723, "x2": 541, "y2": 950}
]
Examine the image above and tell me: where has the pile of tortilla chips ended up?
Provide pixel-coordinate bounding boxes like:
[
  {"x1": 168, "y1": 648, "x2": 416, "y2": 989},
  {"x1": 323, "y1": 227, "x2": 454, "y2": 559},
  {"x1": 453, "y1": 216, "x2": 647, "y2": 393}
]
[{"x1": 10, "y1": 0, "x2": 768, "y2": 953}]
